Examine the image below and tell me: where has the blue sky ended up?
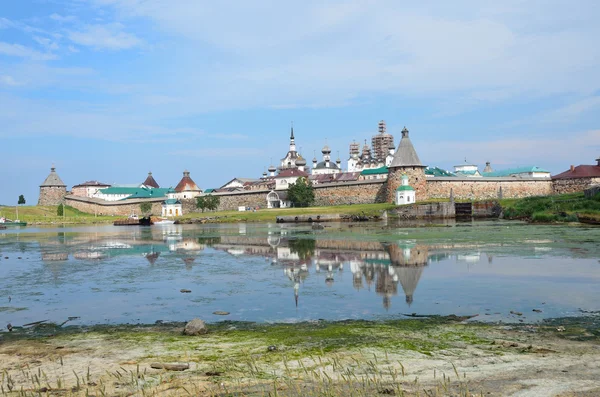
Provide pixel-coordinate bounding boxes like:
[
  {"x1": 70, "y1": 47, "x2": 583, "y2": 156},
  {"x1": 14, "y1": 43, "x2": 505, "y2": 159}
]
[{"x1": 1, "y1": 0, "x2": 599, "y2": 205}]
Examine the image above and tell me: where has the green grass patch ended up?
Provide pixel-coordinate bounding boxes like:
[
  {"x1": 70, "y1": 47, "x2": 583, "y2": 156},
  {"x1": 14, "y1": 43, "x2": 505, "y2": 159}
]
[
  {"x1": 500, "y1": 192, "x2": 600, "y2": 222},
  {"x1": 0, "y1": 205, "x2": 116, "y2": 225}
]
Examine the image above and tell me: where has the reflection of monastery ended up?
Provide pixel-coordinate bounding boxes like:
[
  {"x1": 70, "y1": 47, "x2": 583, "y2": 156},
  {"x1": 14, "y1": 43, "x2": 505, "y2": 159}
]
[{"x1": 208, "y1": 231, "x2": 431, "y2": 310}]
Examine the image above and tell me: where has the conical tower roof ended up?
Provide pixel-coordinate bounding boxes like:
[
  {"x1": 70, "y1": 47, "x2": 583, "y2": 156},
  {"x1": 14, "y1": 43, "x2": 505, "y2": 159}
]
[
  {"x1": 389, "y1": 127, "x2": 424, "y2": 168},
  {"x1": 40, "y1": 165, "x2": 66, "y2": 187},
  {"x1": 174, "y1": 170, "x2": 200, "y2": 192},
  {"x1": 143, "y1": 171, "x2": 160, "y2": 188}
]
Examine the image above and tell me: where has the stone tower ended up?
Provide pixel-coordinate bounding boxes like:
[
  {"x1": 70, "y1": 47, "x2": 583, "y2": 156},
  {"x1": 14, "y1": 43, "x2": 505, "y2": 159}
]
[
  {"x1": 38, "y1": 165, "x2": 67, "y2": 205},
  {"x1": 387, "y1": 127, "x2": 427, "y2": 202}
]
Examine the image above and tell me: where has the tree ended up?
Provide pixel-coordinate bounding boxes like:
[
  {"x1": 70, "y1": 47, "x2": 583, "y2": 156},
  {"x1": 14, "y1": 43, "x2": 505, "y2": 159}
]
[
  {"x1": 18, "y1": 195, "x2": 25, "y2": 205},
  {"x1": 196, "y1": 195, "x2": 220, "y2": 212},
  {"x1": 196, "y1": 196, "x2": 207, "y2": 212},
  {"x1": 57, "y1": 203, "x2": 64, "y2": 216},
  {"x1": 206, "y1": 195, "x2": 220, "y2": 211},
  {"x1": 140, "y1": 202, "x2": 152, "y2": 216},
  {"x1": 287, "y1": 178, "x2": 315, "y2": 208}
]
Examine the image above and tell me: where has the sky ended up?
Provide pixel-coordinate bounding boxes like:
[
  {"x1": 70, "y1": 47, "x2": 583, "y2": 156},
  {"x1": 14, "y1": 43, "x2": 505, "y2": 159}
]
[{"x1": 0, "y1": 0, "x2": 599, "y2": 205}]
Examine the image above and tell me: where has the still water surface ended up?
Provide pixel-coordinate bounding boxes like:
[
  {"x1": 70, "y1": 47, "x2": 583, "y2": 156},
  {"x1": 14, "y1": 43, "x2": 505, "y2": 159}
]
[{"x1": 1, "y1": 220, "x2": 599, "y2": 326}]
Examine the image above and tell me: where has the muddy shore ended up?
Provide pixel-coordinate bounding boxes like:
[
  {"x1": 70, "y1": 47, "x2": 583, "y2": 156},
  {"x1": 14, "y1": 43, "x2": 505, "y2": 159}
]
[{"x1": 1, "y1": 315, "x2": 599, "y2": 396}]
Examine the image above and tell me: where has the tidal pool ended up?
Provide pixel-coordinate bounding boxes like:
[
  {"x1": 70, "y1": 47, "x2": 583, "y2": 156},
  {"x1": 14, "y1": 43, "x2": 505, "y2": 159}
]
[{"x1": 0, "y1": 220, "x2": 599, "y2": 327}]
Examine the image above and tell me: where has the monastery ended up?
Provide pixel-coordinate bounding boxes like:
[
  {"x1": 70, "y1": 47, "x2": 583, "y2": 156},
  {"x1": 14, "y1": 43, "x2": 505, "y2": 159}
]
[{"x1": 38, "y1": 120, "x2": 600, "y2": 215}]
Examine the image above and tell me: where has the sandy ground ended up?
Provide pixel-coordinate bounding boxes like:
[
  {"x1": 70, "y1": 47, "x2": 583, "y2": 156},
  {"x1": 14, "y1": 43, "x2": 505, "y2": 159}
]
[{"x1": 1, "y1": 321, "x2": 599, "y2": 397}]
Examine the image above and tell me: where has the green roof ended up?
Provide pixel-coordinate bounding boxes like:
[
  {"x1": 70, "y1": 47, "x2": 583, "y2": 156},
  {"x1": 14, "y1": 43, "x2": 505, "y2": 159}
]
[
  {"x1": 204, "y1": 188, "x2": 216, "y2": 193},
  {"x1": 98, "y1": 187, "x2": 143, "y2": 195},
  {"x1": 125, "y1": 187, "x2": 170, "y2": 199},
  {"x1": 360, "y1": 166, "x2": 388, "y2": 175},
  {"x1": 425, "y1": 167, "x2": 456, "y2": 177},
  {"x1": 482, "y1": 166, "x2": 549, "y2": 177},
  {"x1": 455, "y1": 170, "x2": 480, "y2": 176},
  {"x1": 98, "y1": 186, "x2": 170, "y2": 200},
  {"x1": 396, "y1": 185, "x2": 415, "y2": 191},
  {"x1": 163, "y1": 198, "x2": 181, "y2": 205}
]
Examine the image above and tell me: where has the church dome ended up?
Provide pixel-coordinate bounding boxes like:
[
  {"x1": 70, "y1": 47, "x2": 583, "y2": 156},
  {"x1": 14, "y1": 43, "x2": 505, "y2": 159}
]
[
  {"x1": 268, "y1": 164, "x2": 277, "y2": 173},
  {"x1": 296, "y1": 157, "x2": 307, "y2": 166},
  {"x1": 322, "y1": 145, "x2": 331, "y2": 154}
]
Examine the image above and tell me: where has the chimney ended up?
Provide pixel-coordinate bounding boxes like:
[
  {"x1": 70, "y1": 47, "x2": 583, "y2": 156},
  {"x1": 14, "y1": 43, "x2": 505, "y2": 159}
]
[{"x1": 570, "y1": 165, "x2": 575, "y2": 172}]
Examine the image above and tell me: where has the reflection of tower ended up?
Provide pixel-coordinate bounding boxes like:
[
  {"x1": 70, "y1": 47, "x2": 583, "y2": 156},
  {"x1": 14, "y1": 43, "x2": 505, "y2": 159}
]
[
  {"x1": 383, "y1": 242, "x2": 429, "y2": 307},
  {"x1": 396, "y1": 267, "x2": 424, "y2": 306},
  {"x1": 284, "y1": 266, "x2": 308, "y2": 308},
  {"x1": 375, "y1": 267, "x2": 398, "y2": 310},
  {"x1": 144, "y1": 251, "x2": 161, "y2": 265}
]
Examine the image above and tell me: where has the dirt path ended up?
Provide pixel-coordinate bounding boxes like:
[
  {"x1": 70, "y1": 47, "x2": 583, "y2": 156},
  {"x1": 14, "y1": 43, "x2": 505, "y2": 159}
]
[{"x1": 1, "y1": 318, "x2": 599, "y2": 396}]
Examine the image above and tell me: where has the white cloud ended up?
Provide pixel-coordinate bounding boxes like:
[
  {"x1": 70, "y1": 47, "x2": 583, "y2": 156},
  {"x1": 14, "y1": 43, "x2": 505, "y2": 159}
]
[
  {"x1": 0, "y1": 42, "x2": 57, "y2": 61},
  {"x1": 0, "y1": 75, "x2": 19, "y2": 86},
  {"x1": 50, "y1": 13, "x2": 77, "y2": 23},
  {"x1": 68, "y1": 23, "x2": 140, "y2": 50},
  {"x1": 88, "y1": 0, "x2": 600, "y2": 111},
  {"x1": 33, "y1": 36, "x2": 59, "y2": 51}
]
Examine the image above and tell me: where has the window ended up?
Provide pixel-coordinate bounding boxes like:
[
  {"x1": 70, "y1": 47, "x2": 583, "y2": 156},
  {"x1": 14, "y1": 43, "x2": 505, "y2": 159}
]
[
  {"x1": 407, "y1": 197, "x2": 411, "y2": 202},
  {"x1": 169, "y1": 209, "x2": 173, "y2": 215}
]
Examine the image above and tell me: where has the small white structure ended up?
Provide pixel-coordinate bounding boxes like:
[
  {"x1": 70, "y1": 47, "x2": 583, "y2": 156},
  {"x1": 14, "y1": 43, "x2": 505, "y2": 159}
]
[
  {"x1": 267, "y1": 190, "x2": 291, "y2": 208},
  {"x1": 162, "y1": 199, "x2": 182, "y2": 217},
  {"x1": 395, "y1": 174, "x2": 416, "y2": 205}
]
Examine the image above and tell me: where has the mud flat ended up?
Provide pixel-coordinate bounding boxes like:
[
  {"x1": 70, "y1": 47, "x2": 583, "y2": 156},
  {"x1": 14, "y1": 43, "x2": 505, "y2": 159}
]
[{"x1": 1, "y1": 315, "x2": 599, "y2": 396}]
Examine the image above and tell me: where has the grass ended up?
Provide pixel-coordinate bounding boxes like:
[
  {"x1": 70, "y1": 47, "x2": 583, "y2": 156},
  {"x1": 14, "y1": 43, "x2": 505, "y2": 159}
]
[
  {"x1": 0, "y1": 205, "x2": 116, "y2": 225},
  {"x1": 181, "y1": 203, "x2": 398, "y2": 223},
  {"x1": 500, "y1": 192, "x2": 600, "y2": 222}
]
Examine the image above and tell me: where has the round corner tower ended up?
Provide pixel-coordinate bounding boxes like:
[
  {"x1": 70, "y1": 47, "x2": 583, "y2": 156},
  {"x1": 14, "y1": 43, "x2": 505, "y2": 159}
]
[
  {"x1": 38, "y1": 165, "x2": 67, "y2": 206},
  {"x1": 387, "y1": 127, "x2": 427, "y2": 202}
]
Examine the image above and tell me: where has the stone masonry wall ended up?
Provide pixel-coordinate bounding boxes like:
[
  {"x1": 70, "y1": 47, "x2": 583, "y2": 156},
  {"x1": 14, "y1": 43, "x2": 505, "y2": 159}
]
[
  {"x1": 426, "y1": 178, "x2": 552, "y2": 200},
  {"x1": 314, "y1": 181, "x2": 387, "y2": 206},
  {"x1": 387, "y1": 167, "x2": 427, "y2": 203},
  {"x1": 65, "y1": 196, "x2": 163, "y2": 216},
  {"x1": 552, "y1": 178, "x2": 600, "y2": 195},
  {"x1": 214, "y1": 190, "x2": 271, "y2": 211},
  {"x1": 38, "y1": 186, "x2": 67, "y2": 206}
]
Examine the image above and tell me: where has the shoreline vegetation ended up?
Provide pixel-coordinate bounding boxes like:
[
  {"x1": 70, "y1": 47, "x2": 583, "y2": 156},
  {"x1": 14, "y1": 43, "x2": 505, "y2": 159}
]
[
  {"x1": 1, "y1": 192, "x2": 599, "y2": 226},
  {"x1": 1, "y1": 315, "x2": 599, "y2": 396}
]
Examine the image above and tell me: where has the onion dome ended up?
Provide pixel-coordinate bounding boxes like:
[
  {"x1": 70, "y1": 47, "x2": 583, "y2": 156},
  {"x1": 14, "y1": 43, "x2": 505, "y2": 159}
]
[
  {"x1": 313, "y1": 156, "x2": 318, "y2": 164},
  {"x1": 262, "y1": 170, "x2": 268, "y2": 177},
  {"x1": 296, "y1": 156, "x2": 307, "y2": 166},
  {"x1": 268, "y1": 164, "x2": 277, "y2": 173},
  {"x1": 321, "y1": 145, "x2": 331, "y2": 155}
]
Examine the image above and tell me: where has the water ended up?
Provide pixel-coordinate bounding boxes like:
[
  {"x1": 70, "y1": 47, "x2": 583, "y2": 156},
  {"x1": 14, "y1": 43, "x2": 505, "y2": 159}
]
[{"x1": 0, "y1": 220, "x2": 599, "y2": 326}]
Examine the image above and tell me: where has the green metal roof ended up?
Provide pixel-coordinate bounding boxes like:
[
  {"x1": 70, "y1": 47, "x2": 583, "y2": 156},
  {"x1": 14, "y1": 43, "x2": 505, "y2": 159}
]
[
  {"x1": 482, "y1": 166, "x2": 550, "y2": 177},
  {"x1": 360, "y1": 166, "x2": 388, "y2": 175},
  {"x1": 396, "y1": 185, "x2": 415, "y2": 191},
  {"x1": 98, "y1": 186, "x2": 170, "y2": 200},
  {"x1": 455, "y1": 170, "x2": 480, "y2": 176},
  {"x1": 204, "y1": 188, "x2": 216, "y2": 193},
  {"x1": 425, "y1": 167, "x2": 456, "y2": 177},
  {"x1": 98, "y1": 187, "x2": 143, "y2": 195},
  {"x1": 126, "y1": 188, "x2": 170, "y2": 199},
  {"x1": 163, "y1": 198, "x2": 181, "y2": 205}
]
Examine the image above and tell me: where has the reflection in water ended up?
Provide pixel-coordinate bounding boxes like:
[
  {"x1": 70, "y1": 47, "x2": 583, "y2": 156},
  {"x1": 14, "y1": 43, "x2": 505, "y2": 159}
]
[{"x1": 1, "y1": 221, "x2": 599, "y2": 325}]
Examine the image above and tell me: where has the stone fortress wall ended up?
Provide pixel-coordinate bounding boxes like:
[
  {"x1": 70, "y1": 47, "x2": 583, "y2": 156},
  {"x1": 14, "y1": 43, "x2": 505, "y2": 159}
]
[
  {"x1": 65, "y1": 177, "x2": 562, "y2": 215},
  {"x1": 38, "y1": 186, "x2": 67, "y2": 206}
]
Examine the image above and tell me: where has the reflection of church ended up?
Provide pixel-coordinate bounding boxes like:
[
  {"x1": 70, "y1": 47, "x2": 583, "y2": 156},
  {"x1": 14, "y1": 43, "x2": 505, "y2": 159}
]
[{"x1": 209, "y1": 230, "x2": 430, "y2": 310}]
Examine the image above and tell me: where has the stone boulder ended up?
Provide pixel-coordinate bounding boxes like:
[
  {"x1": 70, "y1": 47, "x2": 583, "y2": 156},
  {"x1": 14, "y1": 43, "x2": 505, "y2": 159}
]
[{"x1": 183, "y1": 318, "x2": 208, "y2": 336}]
